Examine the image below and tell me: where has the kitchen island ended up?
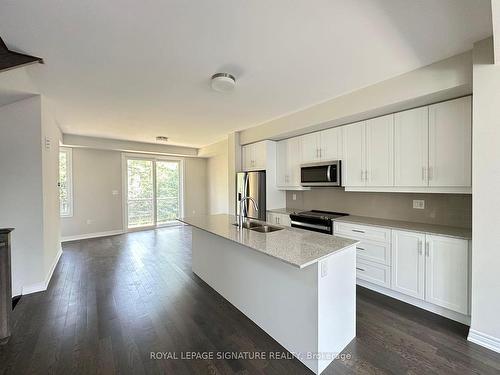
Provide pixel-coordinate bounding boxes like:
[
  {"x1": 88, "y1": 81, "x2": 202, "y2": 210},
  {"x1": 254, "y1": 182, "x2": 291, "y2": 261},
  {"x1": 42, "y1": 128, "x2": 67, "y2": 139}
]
[{"x1": 179, "y1": 214, "x2": 358, "y2": 374}]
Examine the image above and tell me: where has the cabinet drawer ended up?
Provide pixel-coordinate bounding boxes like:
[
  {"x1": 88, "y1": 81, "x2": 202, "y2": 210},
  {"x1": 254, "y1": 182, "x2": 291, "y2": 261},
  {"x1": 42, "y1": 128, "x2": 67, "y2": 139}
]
[
  {"x1": 356, "y1": 240, "x2": 391, "y2": 266},
  {"x1": 356, "y1": 260, "x2": 391, "y2": 288},
  {"x1": 334, "y1": 222, "x2": 391, "y2": 243}
]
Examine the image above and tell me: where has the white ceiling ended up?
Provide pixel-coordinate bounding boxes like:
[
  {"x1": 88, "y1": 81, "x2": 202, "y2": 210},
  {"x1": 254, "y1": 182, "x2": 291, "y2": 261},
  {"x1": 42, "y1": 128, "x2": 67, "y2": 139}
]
[{"x1": 0, "y1": 0, "x2": 492, "y2": 148}]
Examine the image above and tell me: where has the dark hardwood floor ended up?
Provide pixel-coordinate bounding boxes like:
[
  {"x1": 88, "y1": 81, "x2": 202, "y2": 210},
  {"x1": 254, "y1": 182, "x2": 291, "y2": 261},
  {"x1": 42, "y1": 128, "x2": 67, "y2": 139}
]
[{"x1": 1, "y1": 225, "x2": 499, "y2": 374}]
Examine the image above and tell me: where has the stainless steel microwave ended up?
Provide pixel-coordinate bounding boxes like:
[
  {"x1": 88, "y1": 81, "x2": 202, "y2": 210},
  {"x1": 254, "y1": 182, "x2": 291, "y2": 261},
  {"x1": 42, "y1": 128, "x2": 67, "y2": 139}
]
[{"x1": 300, "y1": 160, "x2": 341, "y2": 187}]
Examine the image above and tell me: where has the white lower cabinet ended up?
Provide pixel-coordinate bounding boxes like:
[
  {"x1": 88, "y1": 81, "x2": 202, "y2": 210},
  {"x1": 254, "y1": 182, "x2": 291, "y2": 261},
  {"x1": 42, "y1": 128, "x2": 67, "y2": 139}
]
[
  {"x1": 391, "y1": 230, "x2": 425, "y2": 299},
  {"x1": 267, "y1": 212, "x2": 291, "y2": 226},
  {"x1": 392, "y1": 229, "x2": 470, "y2": 315},
  {"x1": 335, "y1": 222, "x2": 470, "y2": 319},
  {"x1": 425, "y1": 235, "x2": 469, "y2": 315},
  {"x1": 356, "y1": 260, "x2": 391, "y2": 288}
]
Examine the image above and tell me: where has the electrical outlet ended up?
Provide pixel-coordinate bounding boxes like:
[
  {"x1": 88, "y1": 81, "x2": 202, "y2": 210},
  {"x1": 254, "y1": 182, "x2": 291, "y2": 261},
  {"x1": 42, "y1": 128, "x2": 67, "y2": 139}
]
[
  {"x1": 292, "y1": 193, "x2": 297, "y2": 201},
  {"x1": 111, "y1": 190, "x2": 119, "y2": 195},
  {"x1": 413, "y1": 200, "x2": 425, "y2": 209},
  {"x1": 320, "y1": 260, "x2": 328, "y2": 278}
]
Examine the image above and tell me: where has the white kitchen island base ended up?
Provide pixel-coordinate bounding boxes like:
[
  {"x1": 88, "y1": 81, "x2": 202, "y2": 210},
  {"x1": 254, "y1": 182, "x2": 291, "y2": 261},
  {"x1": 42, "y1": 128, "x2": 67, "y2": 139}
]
[{"x1": 191, "y1": 227, "x2": 356, "y2": 374}]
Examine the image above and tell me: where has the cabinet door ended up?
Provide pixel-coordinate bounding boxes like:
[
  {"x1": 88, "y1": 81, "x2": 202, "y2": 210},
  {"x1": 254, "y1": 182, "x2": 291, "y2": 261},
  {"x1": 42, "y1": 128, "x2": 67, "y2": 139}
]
[
  {"x1": 301, "y1": 132, "x2": 320, "y2": 163},
  {"x1": 267, "y1": 212, "x2": 277, "y2": 224},
  {"x1": 366, "y1": 114, "x2": 394, "y2": 186},
  {"x1": 425, "y1": 235, "x2": 469, "y2": 314},
  {"x1": 276, "y1": 140, "x2": 288, "y2": 186},
  {"x1": 252, "y1": 141, "x2": 267, "y2": 170},
  {"x1": 241, "y1": 145, "x2": 253, "y2": 171},
  {"x1": 321, "y1": 127, "x2": 343, "y2": 161},
  {"x1": 343, "y1": 121, "x2": 366, "y2": 186},
  {"x1": 394, "y1": 107, "x2": 429, "y2": 186},
  {"x1": 428, "y1": 96, "x2": 471, "y2": 187},
  {"x1": 391, "y1": 230, "x2": 425, "y2": 299},
  {"x1": 287, "y1": 137, "x2": 302, "y2": 186},
  {"x1": 280, "y1": 213, "x2": 291, "y2": 226}
]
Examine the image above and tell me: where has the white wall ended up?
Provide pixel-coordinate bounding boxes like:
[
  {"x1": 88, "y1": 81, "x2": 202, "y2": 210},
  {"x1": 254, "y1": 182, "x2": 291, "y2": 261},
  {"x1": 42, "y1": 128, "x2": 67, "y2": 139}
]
[
  {"x1": 200, "y1": 139, "x2": 229, "y2": 214},
  {"x1": 469, "y1": 37, "x2": 500, "y2": 352},
  {"x1": 41, "y1": 99, "x2": 63, "y2": 279},
  {"x1": 0, "y1": 96, "x2": 61, "y2": 296},
  {"x1": 240, "y1": 51, "x2": 472, "y2": 144},
  {"x1": 61, "y1": 148, "x2": 207, "y2": 238}
]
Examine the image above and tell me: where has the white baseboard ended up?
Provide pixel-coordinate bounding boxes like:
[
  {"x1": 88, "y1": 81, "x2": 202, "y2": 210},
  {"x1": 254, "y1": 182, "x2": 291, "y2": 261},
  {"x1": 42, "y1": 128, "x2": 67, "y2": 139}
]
[
  {"x1": 468, "y1": 329, "x2": 500, "y2": 353},
  {"x1": 61, "y1": 229, "x2": 124, "y2": 242},
  {"x1": 22, "y1": 246, "x2": 63, "y2": 295},
  {"x1": 357, "y1": 279, "x2": 471, "y2": 325}
]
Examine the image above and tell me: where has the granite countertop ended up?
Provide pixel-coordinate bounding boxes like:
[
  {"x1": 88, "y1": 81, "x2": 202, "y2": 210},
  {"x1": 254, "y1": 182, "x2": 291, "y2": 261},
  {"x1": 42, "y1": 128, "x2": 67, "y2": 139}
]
[
  {"x1": 266, "y1": 208, "x2": 297, "y2": 215},
  {"x1": 179, "y1": 214, "x2": 358, "y2": 269},
  {"x1": 334, "y1": 215, "x2": 471, "y2": 240}
]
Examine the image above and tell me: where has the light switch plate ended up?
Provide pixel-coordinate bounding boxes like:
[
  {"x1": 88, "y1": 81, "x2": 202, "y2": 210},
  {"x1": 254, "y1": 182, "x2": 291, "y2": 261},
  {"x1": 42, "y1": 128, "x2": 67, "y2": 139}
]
[
  {"x1": 413, "y1": 200, "x2": 425, "y2": 209},
  {"x1": 292, "y1": 193, "x2": 297, "y2": 201}
]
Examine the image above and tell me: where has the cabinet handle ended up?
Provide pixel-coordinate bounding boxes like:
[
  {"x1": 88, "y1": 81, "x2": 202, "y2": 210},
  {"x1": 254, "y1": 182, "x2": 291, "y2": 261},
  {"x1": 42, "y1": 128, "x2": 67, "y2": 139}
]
[
  {"x1": 425, "y1": 241, "x2": 430, "y2": 256},
  {"x1": 428, "y1": 167, "x2": 433, "y2": 181},
  {"x1": 356, "y1": 247, "x2": 365, "y2": 251},
  {"x1": 418, "y1": 240, "x2": 423, "y2": 255},
  {"x1": 361, "y1": 170, "x2": 364, "y2": 181},
  {"x1": 421, "y1": 167, "x2": 425, "y2": 182},
  {"x1": 365, "y1": 170, "x2": 369, "y2": 181},
  {"x1": 356, "y1": 267, "x2": 365, "y2": 272},
  {"x1": 352, "y1": 229, "x2": 365, "y2": 233}
]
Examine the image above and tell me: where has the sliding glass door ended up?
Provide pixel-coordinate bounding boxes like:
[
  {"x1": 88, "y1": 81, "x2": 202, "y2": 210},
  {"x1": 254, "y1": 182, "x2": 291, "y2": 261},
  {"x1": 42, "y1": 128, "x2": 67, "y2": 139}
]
[{"x1": 125, "y1": 157, "x2": 182, "y2": 229}]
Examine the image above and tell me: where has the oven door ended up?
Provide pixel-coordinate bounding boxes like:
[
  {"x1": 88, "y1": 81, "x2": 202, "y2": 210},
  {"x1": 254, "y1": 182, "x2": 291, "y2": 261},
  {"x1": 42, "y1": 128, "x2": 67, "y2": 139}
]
[
  {"x1": 290, "y1": 215, "x2": 332, "y2": 234},
  {"x1": 300, "y1": 161, "x2": 341, "y2": 187}
]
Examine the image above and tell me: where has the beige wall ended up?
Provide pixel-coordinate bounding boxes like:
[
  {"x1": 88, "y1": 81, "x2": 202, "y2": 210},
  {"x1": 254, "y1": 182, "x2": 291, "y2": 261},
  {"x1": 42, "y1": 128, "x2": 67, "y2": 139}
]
[
  {"x1": 61, "y1": 148, "x2": 123, "y2": 238},
  {"x1": 200, "y1": 139, "x2": 229, "y2": 214},
  {"x1": 287, "y1": 190, "x2": 471, "y2": 228},
  {"x1": 61, "y1": 148, "x2": 208, "y2": 238},
  {"x1": 470, "y1": 37, "x2": 500, "y2": 346},
  {"x1": 184, "y1": 157, "x2": 207, "y2": 216}
]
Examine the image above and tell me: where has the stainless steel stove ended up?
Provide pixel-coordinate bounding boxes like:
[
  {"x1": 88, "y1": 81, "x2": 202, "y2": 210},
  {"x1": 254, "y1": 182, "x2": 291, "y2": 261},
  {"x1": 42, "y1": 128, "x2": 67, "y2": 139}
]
[{"x1": 289, "y1": 210, "x2": 349, "y2": 234}]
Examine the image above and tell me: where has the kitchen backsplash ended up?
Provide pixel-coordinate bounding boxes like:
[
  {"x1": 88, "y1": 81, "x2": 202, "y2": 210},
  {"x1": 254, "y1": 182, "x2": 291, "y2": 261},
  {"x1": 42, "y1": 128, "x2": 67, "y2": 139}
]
[{"x1": 286, "y1": 189, "x2": 471, "y2": 228}]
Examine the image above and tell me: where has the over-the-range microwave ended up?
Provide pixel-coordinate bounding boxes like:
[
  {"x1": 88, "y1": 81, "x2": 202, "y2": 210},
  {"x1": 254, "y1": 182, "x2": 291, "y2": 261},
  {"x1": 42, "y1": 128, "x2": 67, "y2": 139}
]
[{"x1": 300, "y1": 160, "x2": 341, "y2": 187}]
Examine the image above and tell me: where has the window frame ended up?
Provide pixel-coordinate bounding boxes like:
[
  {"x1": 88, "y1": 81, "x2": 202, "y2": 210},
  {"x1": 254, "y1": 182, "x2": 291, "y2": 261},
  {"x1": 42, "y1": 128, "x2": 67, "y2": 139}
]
[{"x1": 59, "y1": 147, "x2": 74, "y2": 218}]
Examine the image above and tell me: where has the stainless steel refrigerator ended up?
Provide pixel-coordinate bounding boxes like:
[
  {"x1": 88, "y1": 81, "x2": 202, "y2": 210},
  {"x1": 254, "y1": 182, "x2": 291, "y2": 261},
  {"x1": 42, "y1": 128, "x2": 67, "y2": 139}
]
[{"x1": 236, "y1": 171, "x2": 266, "y2": 221}]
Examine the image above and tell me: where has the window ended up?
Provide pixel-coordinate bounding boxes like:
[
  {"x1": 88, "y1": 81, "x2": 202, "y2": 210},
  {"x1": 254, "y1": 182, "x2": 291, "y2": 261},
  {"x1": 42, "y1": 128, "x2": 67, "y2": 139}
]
[
  {"x1": 59, "y1": 147, "x2": 73, "y2": 217},
  {"x1": 124, "y1": 156, "x2": 182, "y2": 229}
]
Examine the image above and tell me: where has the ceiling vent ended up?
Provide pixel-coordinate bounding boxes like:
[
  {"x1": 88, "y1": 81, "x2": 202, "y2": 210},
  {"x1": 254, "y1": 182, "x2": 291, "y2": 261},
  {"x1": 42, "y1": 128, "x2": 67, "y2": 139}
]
[{"x1": 0, "y1": 37, "x2": 43, "y2": 73}]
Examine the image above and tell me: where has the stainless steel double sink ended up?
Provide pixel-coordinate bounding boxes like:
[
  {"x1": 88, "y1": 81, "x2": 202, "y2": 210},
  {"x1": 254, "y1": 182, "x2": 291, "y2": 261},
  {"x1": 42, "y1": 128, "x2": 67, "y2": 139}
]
[{"x1": 232, "y1": 221, "x2": 283, "y2": 233}]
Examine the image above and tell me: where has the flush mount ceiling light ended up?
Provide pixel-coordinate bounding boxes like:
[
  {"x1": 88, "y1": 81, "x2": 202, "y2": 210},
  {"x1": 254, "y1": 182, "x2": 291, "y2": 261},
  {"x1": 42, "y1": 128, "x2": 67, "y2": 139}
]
[
  {"x1": 156, "y1": 136, "x2": 169, "y2": 142},
  {"x1": 211, "y1": 72, "x2": 236, "y2": 92}
]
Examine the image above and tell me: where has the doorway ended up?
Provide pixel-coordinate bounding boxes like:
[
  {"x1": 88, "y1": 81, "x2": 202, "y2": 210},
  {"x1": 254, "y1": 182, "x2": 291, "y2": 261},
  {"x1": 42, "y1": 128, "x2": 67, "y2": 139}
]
[{"x1": 123, "y1": 155, "x2": 183, "y2": 230}]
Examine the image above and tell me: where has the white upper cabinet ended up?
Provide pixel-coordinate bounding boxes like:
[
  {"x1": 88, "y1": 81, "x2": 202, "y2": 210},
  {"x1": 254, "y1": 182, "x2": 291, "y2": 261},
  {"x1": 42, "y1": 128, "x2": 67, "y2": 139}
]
[
  {"x1": 276, "y1": 137, "x2": 302, "y2": 188},
  {"x1": 343, "y1": 121, "x2": 366, "y2": 186},
  {"x1": 428, "y1": 96, "x2": 472, "y2": 187},
  {"x1": 300, "y1": 127, "x2": 343, "y2": 164},
  {"x1": 343, "y1": 116, "x2": 393, "y2": 187},
  {"x1": 300, "y1": 132, "x2": 321, "y2": 163},
  {"x1": 425, "y1": 235, "x2": 469, "y2": 315},
  {"x1": 242, "y1": 141, "x2": 267, "y2": 171},
  {"x1": 394, "y1": 107, "x2": 429, "y2": 187},
  {"x1": 391, "y1": 230, "x2": 426, "y2": 299},
  {"x1": 320, "y1": 127, "x2": 343, "y2": 161},
  {"x1": 366, "y1": 115, "x2": 394, "y2": 187}
]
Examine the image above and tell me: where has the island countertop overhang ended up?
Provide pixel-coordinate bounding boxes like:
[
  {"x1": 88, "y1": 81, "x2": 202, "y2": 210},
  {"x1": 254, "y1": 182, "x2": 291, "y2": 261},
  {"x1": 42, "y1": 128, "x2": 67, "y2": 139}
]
[{"x1": 178, "y1": 214, "x2": 358, "y2": 269}]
